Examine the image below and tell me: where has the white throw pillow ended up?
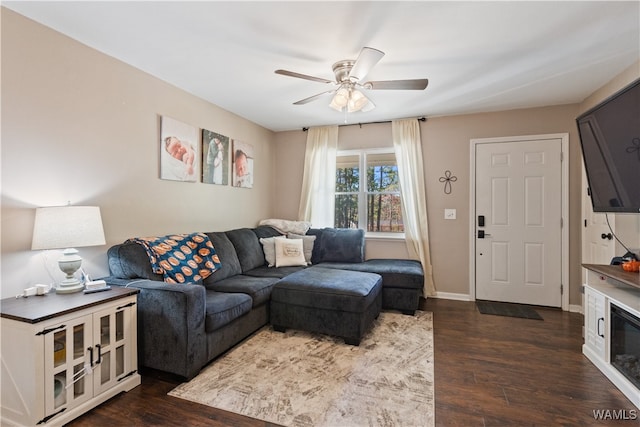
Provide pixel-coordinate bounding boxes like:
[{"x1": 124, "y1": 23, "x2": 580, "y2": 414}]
[
  {"x1": 275, "y1": 237, "x2": 307, "y2": 267},
  {"x1": 259, "y1": 236, "x2": 286, "y2": 267},
  {"x1": 287, "y1": 233, "x2": 316, "y2": 265}
]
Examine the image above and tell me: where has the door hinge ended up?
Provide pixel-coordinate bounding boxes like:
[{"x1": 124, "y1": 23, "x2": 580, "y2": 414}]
[
  {"x1": 561, "y1": 151, "x2": 564, "y2": 162},
  {"x1": 561, "y1": 217, "x2": 564, "y2": 228},
  {"x1": 561, "y1": 284, "x2": 564, "y2": 295}
]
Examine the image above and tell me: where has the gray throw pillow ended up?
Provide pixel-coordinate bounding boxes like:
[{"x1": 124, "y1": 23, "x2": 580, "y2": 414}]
[
  {"x1": 259, "y1": 236, "x2": 286, "y2": 267},
  {"x1": 287, "y1": 233, "x2": 316, "y2": 265}
]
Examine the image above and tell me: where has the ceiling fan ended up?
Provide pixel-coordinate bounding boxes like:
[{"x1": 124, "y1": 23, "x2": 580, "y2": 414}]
[{"x1": 275, "y1": 47, "x2": 429, "y2": 113}]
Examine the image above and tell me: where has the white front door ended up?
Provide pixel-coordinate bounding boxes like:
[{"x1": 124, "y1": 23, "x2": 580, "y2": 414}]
[{"x1": 475, "y1": 137, "x2": 563, "y2": 307}]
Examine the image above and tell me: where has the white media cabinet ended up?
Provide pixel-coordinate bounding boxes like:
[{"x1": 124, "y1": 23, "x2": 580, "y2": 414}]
[
  {"x1": 582, "y1": 264, "x2": 640, "y2": 410},
  {"x1": 1, "y1": 286, "x2": 141, "y2": 426}
]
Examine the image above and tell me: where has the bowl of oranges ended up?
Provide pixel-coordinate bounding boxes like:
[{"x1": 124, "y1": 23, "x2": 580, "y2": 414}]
[{"x1": 621, "y1": 259, "x2": 640, "y2": 273}]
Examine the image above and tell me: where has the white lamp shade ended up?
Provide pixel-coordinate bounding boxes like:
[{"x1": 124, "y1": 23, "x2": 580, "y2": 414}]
[{"x1": 31, "y1": 206, "x2": 106, "y2": 250}]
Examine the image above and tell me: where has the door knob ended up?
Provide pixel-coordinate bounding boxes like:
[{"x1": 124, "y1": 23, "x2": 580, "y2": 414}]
[
  {"x1": 477, "y1": 230, "x2": 492, "y2": 239},
  {"x1": 601, "y1": 233, "x2": 613, "y2": 240}
]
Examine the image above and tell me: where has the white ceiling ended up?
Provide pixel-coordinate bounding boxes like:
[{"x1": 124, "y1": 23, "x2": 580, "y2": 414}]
[{"x1": 5, "y1": 1, "x2": 639, "y2": 132}]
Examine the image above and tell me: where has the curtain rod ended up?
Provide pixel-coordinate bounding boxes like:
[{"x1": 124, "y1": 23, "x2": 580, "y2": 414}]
[{"x1": 302, "y1": 116, "x2": 426, "y2": 132}]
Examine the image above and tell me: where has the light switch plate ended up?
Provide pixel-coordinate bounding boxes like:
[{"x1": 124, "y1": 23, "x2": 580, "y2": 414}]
[{"x1": 444, "y1": 208, "x2": 457, "y2": 220}]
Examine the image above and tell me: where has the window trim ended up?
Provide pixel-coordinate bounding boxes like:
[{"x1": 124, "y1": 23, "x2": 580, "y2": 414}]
[{"x1": 335, "y1": 148, "x2": 405, "y2": 237}]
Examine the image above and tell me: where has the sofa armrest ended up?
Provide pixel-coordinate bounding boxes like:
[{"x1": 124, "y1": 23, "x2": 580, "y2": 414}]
[{"x1": 103, "y1": 277, "x2": 207, "y2": 380}]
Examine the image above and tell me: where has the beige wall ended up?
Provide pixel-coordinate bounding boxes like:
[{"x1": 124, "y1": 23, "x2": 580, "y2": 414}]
[
  {"x1": 275, "y1": 104, "x2": 585, "y2": 302},
  {"x1": 1, "y1": 9, "x2": 275, "y2": 297}
]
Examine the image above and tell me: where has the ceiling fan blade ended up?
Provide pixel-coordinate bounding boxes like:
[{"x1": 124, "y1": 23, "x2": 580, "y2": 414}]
[
  {"x1": 275, "y1": 69, "x2": 334, "y2": 84},
  {"x1": 293, "y1": 89, "x2": 337, "y2": 105},
  {"x1": 365, "y1": 79, "x2": 429, "y2": 90},
  {"x1": 348, "y1": 47, "x2": 385, "y2": 82}
]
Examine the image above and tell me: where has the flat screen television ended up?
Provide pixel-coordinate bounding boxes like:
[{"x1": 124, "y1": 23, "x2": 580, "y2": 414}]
[{"x1": 577, "y1": 78, "x2": 640, "y2": 213}]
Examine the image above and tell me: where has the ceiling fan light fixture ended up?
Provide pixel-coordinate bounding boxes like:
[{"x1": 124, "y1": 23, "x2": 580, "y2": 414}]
[
  {"x1": 278, "y1": 46, "x2": 428, "y2": 112},
  {"x1": 347, "y1": 89, "x2": 370, "y2": 112},
  {"x1": 361, "y1": 99, "x2": 376, "y2": 112},
  {"x1": 329, "y1": 87, "x2": 350, "y2": 111}
]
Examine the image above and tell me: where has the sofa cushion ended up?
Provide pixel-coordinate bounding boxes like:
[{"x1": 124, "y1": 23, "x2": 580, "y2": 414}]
[
  {"x1": 306, "y1": 228, "x2": 325, "y2": 265},
  {"x1": 243, "y1": 265, "x2": 307, "y2": 279},
  {"x1": 108, "y1": 242, "x2": 163, "y2": 281},
  {"x1": 204, "y1": 291, "x2": 252, "y2": 332},
  {"x1": 316, "y1": 259, "x2": 424, "y2": 290},
  {"x1": 206, "y1": 275, "x2": 278, "y2": 307},
  {"x1": 312, "y1": 228, "x2": 365, "y2": 263},
  {"x1": 252, "y1": 225, "x2": 283, "y2": 239},
  {"x1": 203, "y1": 232, "x2": 243, "y2": 284},
  {"x1": 226, "y1": 228, "x2": 266, "y2": 272}
]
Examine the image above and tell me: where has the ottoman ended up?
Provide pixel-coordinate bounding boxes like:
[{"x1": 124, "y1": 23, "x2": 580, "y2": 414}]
[{"x1": 270, "y1": 266, "x2": 382, "y2": 345}]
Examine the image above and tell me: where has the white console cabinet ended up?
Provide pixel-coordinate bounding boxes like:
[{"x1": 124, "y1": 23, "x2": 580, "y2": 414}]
[
  {"x1": 1, "y1": 287, "x2": 141, "y2": 426},
  {"x1": 582, "y1": 264, "x2": 640, "y2": 410}
]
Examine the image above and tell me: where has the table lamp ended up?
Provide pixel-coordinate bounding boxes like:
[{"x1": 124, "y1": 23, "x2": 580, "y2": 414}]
[{"x1": 31, "y1": 205, "x2": 106, "y2": 293}]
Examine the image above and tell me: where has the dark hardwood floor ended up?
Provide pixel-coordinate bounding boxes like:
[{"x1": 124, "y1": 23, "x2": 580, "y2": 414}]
[{"x1": 66, "y1": 299, "x2": 635, "y2": 426}]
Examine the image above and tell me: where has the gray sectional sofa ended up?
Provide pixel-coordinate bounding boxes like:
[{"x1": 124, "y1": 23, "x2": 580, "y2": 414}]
[{"x1": 104, "y1": 225, "x2": 423, "y2": 380}]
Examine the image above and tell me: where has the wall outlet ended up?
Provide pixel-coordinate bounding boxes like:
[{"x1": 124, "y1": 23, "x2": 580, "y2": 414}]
[{"x1": 444, "y1": 209, "x2": 457, "y2": 220}]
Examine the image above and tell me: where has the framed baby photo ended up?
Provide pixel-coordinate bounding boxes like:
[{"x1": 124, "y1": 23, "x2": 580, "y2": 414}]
[
  {"x1": 160, "y1": 115, "x2": 200, "y2": 182},
  {"x1": 232, "y1": 140, "x2": 254, "y2": 189},
  {"x1": 202, "y1": 129, "x2": 230, "y2": 185}
]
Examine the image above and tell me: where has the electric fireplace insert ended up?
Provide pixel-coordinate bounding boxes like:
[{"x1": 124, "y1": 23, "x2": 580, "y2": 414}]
[{"x1": 610, "y1": 304, "x2": 640, "y2": 389}]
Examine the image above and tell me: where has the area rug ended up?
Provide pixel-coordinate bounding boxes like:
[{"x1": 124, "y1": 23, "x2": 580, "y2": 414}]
[
  {"x1": 168, "y1": 311, "x2": 434, "y2": 427},
  {"x1": 476, "y1": 300, "x2": 543, "y2": 320}
]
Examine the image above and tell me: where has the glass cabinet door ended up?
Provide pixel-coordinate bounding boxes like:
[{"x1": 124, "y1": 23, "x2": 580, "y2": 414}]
[
  {"x1": 92, "y1": 303, "x2": 133, "y2": 396},
  {"x1": 40, "y1": 296, "x2": 136, "y2": 420},
  {"x1": 43, "y1": 314, "x2": 93, "y2": 416}
]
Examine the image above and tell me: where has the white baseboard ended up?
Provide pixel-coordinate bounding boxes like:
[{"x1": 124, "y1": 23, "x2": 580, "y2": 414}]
[
  {"x1": 568, "y1": 304, "x2": 583, "y2": 314},
  {"x1": 431, "y1": 292, "x2": 473, "y2": 301},
  {"x1": 428, "y1": 293, "x2": 584, "y2": 313}
]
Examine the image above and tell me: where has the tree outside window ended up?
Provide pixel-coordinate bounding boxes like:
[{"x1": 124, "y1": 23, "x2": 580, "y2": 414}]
[{"x1": 335, "y1": 150, "x2": 404, "y2": 233}]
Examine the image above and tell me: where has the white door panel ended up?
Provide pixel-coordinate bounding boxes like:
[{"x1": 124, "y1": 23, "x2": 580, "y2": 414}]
[
  {"x1": 582, "y1": 165, "x2": 616, "y2": 266},
  {"x1": 475, "y1": 138, "x2": 563, "y2": 307}
]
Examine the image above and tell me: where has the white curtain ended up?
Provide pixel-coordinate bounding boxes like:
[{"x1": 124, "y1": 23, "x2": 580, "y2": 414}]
[
  {"x1": 298, "y1": 126, "x2": 339, "y2": 227},
  {"x1": 392, "y1": 119, "x2": 436, "y2": 297}
]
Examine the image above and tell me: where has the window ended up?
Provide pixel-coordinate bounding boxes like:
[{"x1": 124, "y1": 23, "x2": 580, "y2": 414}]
[{"x1": 334, "y1": 149, "x2": 404, "y2": 233}]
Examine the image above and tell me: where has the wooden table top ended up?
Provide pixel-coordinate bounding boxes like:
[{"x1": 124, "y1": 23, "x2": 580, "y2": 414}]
[{"x1": 1, "y1": 286, "x2": 139, "y2": 324}]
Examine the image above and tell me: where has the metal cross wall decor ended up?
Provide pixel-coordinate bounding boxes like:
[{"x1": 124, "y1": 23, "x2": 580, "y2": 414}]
[
  {"x1": 627, "y1": 137, "x2": 640, "y2": 161},
  {"x1": 439, "y1": 170, "x2": 457, "y2": 194}
]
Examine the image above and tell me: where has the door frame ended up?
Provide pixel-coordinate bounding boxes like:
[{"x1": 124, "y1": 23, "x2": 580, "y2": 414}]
[{"x1": 469, "y1": 133, "x2": 570, "y2": 311}]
